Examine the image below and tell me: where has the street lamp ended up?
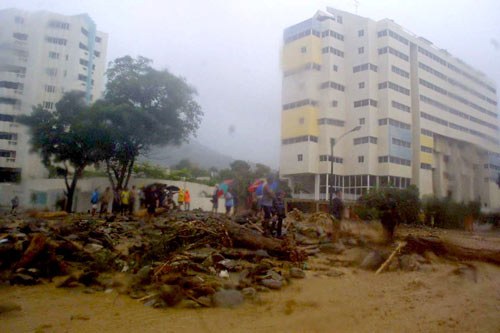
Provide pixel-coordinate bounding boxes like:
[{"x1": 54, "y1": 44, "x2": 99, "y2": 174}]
[{"x1": 329, "y1": 125, "x2": 362, "y2": 214}]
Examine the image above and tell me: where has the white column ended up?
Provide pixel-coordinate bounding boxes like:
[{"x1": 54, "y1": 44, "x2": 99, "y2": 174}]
[
  {"x1": 325, "y1": 173, "x2": 329, "y2": 201},
  {"x1": 314, "y1": 174, "x2": 320, "y2": 200}
]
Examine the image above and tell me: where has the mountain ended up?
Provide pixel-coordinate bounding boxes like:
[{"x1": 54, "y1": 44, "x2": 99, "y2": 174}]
[{"x1": 140, "y1": 140, "x2": 236, "y2": 170}]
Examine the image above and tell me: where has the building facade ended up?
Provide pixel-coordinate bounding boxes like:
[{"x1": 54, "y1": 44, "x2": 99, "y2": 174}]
[
  {"x1": 0, "y1": 8, "x2": 108, "y2": 181},
  {"x1": 280, "y1": 7, "x2": 500, "y2": 210}
]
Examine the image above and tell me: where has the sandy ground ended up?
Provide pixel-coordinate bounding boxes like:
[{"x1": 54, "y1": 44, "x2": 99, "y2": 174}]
[{"x1": 1, "y1": 225, "x2": 500, "y2": 333}]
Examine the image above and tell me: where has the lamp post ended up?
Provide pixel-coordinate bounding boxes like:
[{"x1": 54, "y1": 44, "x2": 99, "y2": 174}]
[{"x1": 329, "y1": 125, "x2": 362, "y2": 214}]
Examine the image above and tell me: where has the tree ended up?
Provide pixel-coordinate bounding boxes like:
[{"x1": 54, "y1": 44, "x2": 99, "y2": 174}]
[
  {"x1": 254, "y1": 163, "x2": 271, "y2": 179},
  {"x1": 18, "y1": 91, "x2": 108, "y2": 212},
  {"x1": 101, "y1": 55, "x2": 203, "y2": 191}
]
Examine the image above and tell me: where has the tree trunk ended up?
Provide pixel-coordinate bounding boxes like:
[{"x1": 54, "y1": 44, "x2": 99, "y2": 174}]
[
  {"x1": 65, "y1": 166, "x2": 84, "y2": 213},
  {"x1": 124, "y1": 157, "x2": 135, "y2": 188},
  {"x1": 404, "y1": 235, "x2": 500, "y2": 265},
  {"x1": 105, "y1": 160, "x2": 116, "y2": 191}
]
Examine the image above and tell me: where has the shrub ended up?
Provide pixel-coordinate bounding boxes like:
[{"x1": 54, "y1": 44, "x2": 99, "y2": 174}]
[
  {"x1": 359, "y1": 185, "x2": 420, "y2": 225},
  {"x1": 421, "y1": 195, "x2": 481, "y2": 229}
]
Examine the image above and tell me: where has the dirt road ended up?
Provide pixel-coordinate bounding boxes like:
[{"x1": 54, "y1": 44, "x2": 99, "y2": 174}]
[{"x1": 1, "y1": 259, "x2": 499, "y2": 332}]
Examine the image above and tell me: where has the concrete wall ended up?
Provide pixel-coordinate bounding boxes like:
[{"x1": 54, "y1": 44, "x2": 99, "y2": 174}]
[{"x1": 0, "y1": 177, "x2": 215, "y2": 212}]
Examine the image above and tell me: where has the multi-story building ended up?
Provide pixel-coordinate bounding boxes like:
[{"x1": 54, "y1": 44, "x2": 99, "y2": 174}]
[
  {"x1": 0, "y1": 8, "x2": 108, "y2": 181},
  {"x1": 280, "y1": 7, "x2": 500, "y2": 210}
]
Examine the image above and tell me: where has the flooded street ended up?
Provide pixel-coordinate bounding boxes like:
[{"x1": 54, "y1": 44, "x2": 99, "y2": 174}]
[{"x1": 2, "y1": 257, "x2": 499, "y2": 332}]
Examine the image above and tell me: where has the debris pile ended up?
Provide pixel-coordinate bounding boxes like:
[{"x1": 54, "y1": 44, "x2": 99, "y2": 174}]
[{"x1": 0, "y1": 211, "x2": 307, "y2": 308}]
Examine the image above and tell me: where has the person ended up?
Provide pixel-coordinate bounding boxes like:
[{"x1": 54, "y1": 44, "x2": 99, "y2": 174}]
[
  {"x1": 120, "y1": 187, "x2": 130, "y2": 216},
  {"x1": 139, "y1": 186, "x2": 146, "y2": 208},
  {"x1": 112, "y1": 187, "x2": 122, "y2": 214},
  {"x1": 272, "y1": 190, "x2": 286, "y2": 237},
  {"x1": 90, "y1": 188, "x2": 99, "y2": 217},
  {"x1": 177, "y1": 189, "x2": 184, "y2": 210},
  {"x1": 331, "y1": 190, "x2": 344, "y2": 221},
  {"x1": 225, "y1": 191, "x2": 234, "y2": 215},
  {"x1": 145, "y1": 185, "x2": 158, "y2": 223},
  {"x1": 261, "y1": 178, "x2": 275, "y2": 235},
  {"x1": 184, "y1": 189, "x2": 191, "y2": 211},
  {"x1": 211, "y1": 185, "x2": 219, "y2": 213},
  {"x1": 129, "y1": 185, "x2": 137, "y2": 216},
  {"x1": 100, "y1": 187, "x2": 112, "y2": 217},
  {"x1": 379, "y1": 193, "x2": 398, "y2": 242},
  {"x1": 10, "y1": 196, "x2": 19, "y2": 214}
]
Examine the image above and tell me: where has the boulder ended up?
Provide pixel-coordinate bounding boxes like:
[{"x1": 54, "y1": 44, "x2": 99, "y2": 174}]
[
  {"x1": 261, "y1": 279, "x2": 282, "y2": 290},
  {"x1": 159, "y1": 285, "x2": 184, "y2": 306},
  {"x1": 11, "y1": 273, "x2": 37, "y2": 286},
  {"x1": 290, "y1": 268, "x2": 305, "y2": 279},
  {"x1": 241, "y1": 287, "x2": 257, "y2": 299},
  {"x1": 360, "y1": 251, "x2": 384, "y2": 270},
  {"x1": 212, "y1": 289, "x2": 244, "y2": 307}
]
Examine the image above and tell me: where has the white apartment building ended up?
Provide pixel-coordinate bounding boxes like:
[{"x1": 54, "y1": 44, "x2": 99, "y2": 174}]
[
  {"x1": 280, "y1": 8, "x2": 500, "y2": 210},
  {"x1": 0, "y1": 8, "x2": 108, "y2": 181}
]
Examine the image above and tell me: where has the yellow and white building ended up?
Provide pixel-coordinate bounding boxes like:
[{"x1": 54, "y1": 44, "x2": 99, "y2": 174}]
[
  {"x1": 0, "y1": 8, "x2": 108, "y2": 181},
  {"x1": 280, "y1": 8, "x2": 500, "y2": 210}
]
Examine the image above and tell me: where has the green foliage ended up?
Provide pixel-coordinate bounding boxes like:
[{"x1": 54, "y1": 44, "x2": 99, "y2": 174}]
[
  {"x1": 133, "y1": 162, "x2": 168, "y2": 179},
  {"x1": 17, "y1": 91, "x2": 108, "y2": 211},
  {"x1": 422, "y1": 196, "x2": 481, "y2": 229},
  {"x1": 100, "y1": 55, "x2": 203, "y2": 191},
  {"x1": 359, "y1": 185, "x2": 420, "y2": 224},
  {"x1": 353, "y1": 205, "x2": 379, "y2": 220}
]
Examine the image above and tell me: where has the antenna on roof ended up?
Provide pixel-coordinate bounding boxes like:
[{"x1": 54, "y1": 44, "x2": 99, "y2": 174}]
[{"x1": 354, "y1": 0, "x2": 360, "y2": 14}]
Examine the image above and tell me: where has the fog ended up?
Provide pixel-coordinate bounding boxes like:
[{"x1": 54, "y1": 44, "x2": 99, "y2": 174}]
[{"x1": 3, "y1": 0, "x2": 499, "y2": 168}]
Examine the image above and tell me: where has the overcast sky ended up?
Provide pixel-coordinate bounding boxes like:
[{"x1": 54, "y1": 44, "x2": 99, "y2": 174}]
[{"x1": 3, "y1": 0, "x2": 500, "y2": 168}]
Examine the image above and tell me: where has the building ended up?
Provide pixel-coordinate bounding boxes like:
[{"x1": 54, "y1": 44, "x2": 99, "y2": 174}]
[
  {"x1": 280, "y1": 7, "x2": 500, "y2": 210},
  {"x1": 0, "y1": 8, "x2": 108, "y2": 181}
]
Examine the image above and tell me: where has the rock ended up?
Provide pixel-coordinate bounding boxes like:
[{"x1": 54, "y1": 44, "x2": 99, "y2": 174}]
[
  {"x1": 265, "y1": 270, "x2": 283, "y2": 281},
  {"x1": 241, "y1": 287, "x2": 257, "y2": 299},
  {"x1": 360, "y1": 251, "x2": 384, "y2": 270},
  {"x1": 216, "y1": 259, "x2": 237, "y2": 271},
  {"x1": 326, "y1": 269, "x2": 344, "y2": 277},
  {"x1": 11, "y1": 273, "x2": 37, "y2": 286},
  {"x1": 0, "y1": 302, "x2": 22, "y2": 314},
  {"x1": 197, "y1": 296, "x2": 211, "y2": 306},
  {"x1": 451, "y1": 265, "x2": 477, "y2": 283},
  {"x1": 261, "y1": 279, "x2": 282, "y2": 290},
  {"x1": 56, "y1": 274, "x2": 79, "y2": 288},
  {"x1": 319, "y1": 242, "x2": 345, "y2": 254},
  {"x1": 26, "y1": 268, "x2": 40, "y2": 278},
  {"x1": 201, "y1": 256, "x2": 213, "y2": 268},
  {"x1": 211, "y1": 253, "x2": 225, "y2": 264},
  {"x1": 399, "y1": 255, "x2": 421, "y2": 271},
  {"x1": 178, "y1": 299, "x2": 200, "y2": 309},
  {"x1": 84, "y1": 243, "x2": 103, "y2": 253},
  {"x1": 79, "y1": 271, "x2": 99, "y2": 286},
  {"x1": 255, "y1": 249, "x2": 270, "y2": 259},
  {"x1": 212, "y1": 289, "x2": 244, "y2": 308},
  {"x1": 136, "y1": 265, "x2": 151, "y2": 282},
  {"x1": 290, "y1": 268, "x2": 305, "y2": 279},
  {"x1": 159, "y1": 285, "x2": 184, "y2": 306},
  {"x1": 424, "y1": 251, "x2": 439, "y2": 262}
]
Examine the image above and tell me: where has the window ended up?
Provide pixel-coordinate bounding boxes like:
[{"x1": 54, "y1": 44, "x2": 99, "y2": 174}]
[
  {"x1": 358, "y1": 47, "x2": 364, "y2": 54},
  {"x1": 332, "y1": 100, "x2": 338, "y2": 107},
  {"x1": 49, "y1": 20, "x2": 70, "y2": 29},
  {"x1": 43, "y1": 101, "x2": 54, "y2": 109},
  {"x1": 44, "y1": 85, "x2": 56, "y2": 93},
  {"x1": 282, "y1": 99, "x2": 318, "y2": 110},
  {"x1": 284, "y1": 28, "x2": 321, "y2": 44},
  {"x1": 80, "y1": 58, "x2": 89, "y2": 67},
  {"x1": 0, "y1": 114, "x2": 15, "y2": 122},
  {"x1": 392, "y1": 138, "x2": 411, "y2": 148},
  {"x1": 321, "y1": 47, "x2": 344, "y2": 58},
  {"x1": 0, "y1": 132, "x2": 17, "y2": 141},
  {"x1": 317, "y1": 118, "x2": 345, "y2": 127},
  {"x1": 353, "y1": 63, "x2": 377, "y2": 73},
  {"x1": 46, "y1": 36, "x2": 67, "y2": 46},
  {"x1": 379, "y1": 81, "x2": 410, "y2": 96},
  {"x1": 78, "y1": 74, "x2": 87, "y2": 82},
  {"x1": 358, "y1": 82, "x2": 365, "y2": 89},
  {"x1": 48, "y1": 51, "x2": 59, "y2": 59},
  {"x1": 282, "y1": 135, "x2": 318, "y2": 145},
  {"x1": 337, "y1": 16, "x2": 343, "y2": 23},
  {"x1": 421, "y1": 146, "x2": 432, "y2": 153},
  {"x1": 79, "y1": 42, "x2": 88, "y2": 51},
  {"x1": 15, "y1": 16, "x2": 24, "y2": 24},
  {"x1": 421, "y1": 163, "x2": 432, "y2": 170},
  {"x1": 378, "y1": 46, "x2": 409, "y2": 61},
  {"x1": 13, "y1": 33, "x2": 28, "y2": 41},
  {"x1": 95, "y1": 36, "x2": 102, "y2": 43},
  {"x1": 45, "y1": 68, "x2": 57, "y2": 77},
  {"x1": 358, "y1": 156, "x2": 364, "y2": 163},
  {"x1": 378, "y1": 156, "x2": 388, "y2": 163},
  {"x1": 354, "y1": 136, "x2": 377, "y2": 145},
  {"x1": 63, "y1": 70, "x2": 67, "y2": 77},
  {"x1": 299, "y1": 117, "x2": 304, "y2": 124},
  {"x1": 392, "y1": 100, "x2": 411, "y2": 113},
  {"x1": 297, "y1": 154, "x2": 303, "y2": 162},
  {"x1": 333, "y1": 65, "x2": 338, "y2": 72},
  {"x1": 358, "y1": 30, "x2": 364, "y2": 37},
  {"x1": 301, "y1": 47, "x2": 307, "y2": 53},
  {"x1": 321, "y1": 30, "x2": 344, "y2": 41},
  {"x1": 284, "y1": 62, "x2": 321, "y2": 77},
  {"x1": 65, "y1": 55, "x2": 69, "y2": 61},
  {"x1": 359, "y1": 118, "x2": 365, "y2": 125},
  {"x1": 320, "y1": 81, "x2": 345, "y2": 92},
  {"x1": 391, "y1": 65, "x2": 409, "y2": 78},
  {"x1": 353, "y1": 99, "x2": 377, "y2": 108},
  {"x1": 81, "y1": 27, "x2": 89, "y2": 36}
]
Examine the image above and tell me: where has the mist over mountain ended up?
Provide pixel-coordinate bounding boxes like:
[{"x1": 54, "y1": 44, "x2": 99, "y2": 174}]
[{"x1": 141, "y1": 140, "x2": 239, "y2": 170}]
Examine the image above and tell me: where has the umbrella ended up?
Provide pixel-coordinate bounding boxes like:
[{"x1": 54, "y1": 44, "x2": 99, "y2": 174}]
[
  {"x1": 166, "y1": 185, "x2": 180, "y2": 192},
  {"x1": 250, "y1": 180, "x2": 278, "y2": 195},
  {"x1": 217, "y1": 180, "x2": 234, "y2": 198}
]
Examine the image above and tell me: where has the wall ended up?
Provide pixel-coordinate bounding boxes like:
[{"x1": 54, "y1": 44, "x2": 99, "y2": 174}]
[{"x1": 0, "y1": 177, "x2": 215, "y2": 212}]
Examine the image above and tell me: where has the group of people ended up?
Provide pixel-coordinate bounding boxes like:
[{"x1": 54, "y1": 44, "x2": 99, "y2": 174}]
[
  {"x1": 91, "y1": 185, "x2": 192, "y2": 218},
  {"x1": 90, "y1": 186, "x2": 138, "y2": 217},
  {"x1": 211, "y1": 178, "x2": 287, "y2": 237}
]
